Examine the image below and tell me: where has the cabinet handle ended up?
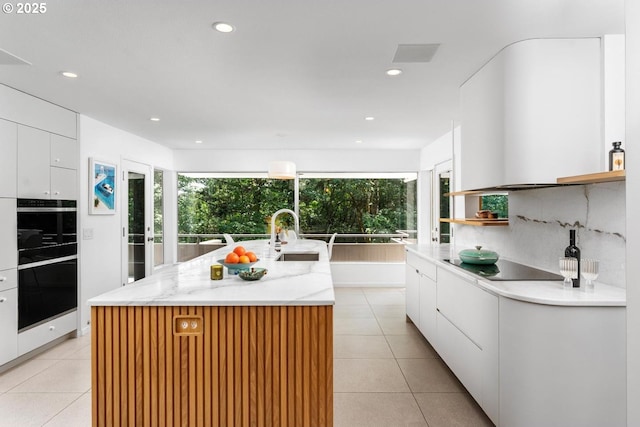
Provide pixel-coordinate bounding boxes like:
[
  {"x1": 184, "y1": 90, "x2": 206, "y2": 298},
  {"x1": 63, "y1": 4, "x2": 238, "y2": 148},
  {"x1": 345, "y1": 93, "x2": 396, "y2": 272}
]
[
  {"x1": 416, "y1": 269, "x2": 419, "y2": 274},
  {"x1": 0, "y1": 298, "x2": 6, "y2": 303},
  {"x1": 54, "y1": 158, "x2": 61, "y2": 162},
  {"x1": 44, "y1": 191, "x2": 50, "y2": 195},
  {"x1": 54, "y1": 191, "x2": 60, "y2": 195},
  {"x1": 49, "y1": 325, "x2": 56, "y2": 331},
  {"x1": 0, "y1": 276, "x2": 6, "y2": 282}
]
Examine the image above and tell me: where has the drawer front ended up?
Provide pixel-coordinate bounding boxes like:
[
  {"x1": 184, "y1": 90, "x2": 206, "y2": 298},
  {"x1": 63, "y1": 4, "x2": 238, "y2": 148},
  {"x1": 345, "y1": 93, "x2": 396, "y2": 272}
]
[
  {"x1": 0, "y1": 288, "x2": 18, "y2": 365},
  {"x1": 18, "y1": 310, "x2": 77, "y2": 355},
  {"x1": 437, "y1": 267, "x2": 497, "y2": 348},
  {"x1": 0, "y1": 268, "x2": 17, "y2": 293},
  {"x1": 406, "y1": 251, "x2": 437, "y2": 281},
  {"x1": 436, "y1": 311, "x2": 482, "y2": 400}
]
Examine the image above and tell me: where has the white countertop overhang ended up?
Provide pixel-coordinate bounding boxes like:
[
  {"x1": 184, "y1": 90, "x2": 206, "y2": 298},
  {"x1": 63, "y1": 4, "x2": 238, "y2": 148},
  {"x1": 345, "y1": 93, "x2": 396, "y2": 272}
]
[{"x1": 88, "y1": 239, "x2": 335, "y2": 306}]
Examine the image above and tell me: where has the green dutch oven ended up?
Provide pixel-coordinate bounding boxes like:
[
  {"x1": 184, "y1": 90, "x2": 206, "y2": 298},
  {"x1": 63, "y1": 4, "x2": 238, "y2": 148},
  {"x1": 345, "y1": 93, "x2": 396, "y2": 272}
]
[{"x1": 459, "y1": 245, "x2": 499, "y2": 265}]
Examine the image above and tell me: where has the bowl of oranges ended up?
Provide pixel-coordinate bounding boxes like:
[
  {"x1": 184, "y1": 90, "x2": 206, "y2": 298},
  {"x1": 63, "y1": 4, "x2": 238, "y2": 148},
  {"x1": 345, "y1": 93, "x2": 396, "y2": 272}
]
[{"x1": 217, "y1": 245, "x2": 259, "y2": 274}]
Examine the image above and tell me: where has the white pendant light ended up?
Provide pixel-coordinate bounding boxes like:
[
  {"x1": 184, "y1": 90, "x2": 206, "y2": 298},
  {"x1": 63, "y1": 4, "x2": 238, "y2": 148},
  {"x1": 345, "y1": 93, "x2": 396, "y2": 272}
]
[{"x1": 268, "y1": 161, "x2": 296, "y2": 179}]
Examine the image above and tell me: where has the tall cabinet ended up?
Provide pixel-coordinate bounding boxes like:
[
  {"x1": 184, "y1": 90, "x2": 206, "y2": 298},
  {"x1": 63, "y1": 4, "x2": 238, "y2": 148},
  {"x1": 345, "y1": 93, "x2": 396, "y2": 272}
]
[{"x1": 0, "y1": 84, "x2": 78, "y2": 369}]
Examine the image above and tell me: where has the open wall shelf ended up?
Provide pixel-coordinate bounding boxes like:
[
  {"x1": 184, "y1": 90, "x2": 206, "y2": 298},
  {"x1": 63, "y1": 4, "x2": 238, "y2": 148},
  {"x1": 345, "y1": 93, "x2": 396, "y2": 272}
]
[{"x1": 440, "y1": 218, "x2": 509, "y2": 227}]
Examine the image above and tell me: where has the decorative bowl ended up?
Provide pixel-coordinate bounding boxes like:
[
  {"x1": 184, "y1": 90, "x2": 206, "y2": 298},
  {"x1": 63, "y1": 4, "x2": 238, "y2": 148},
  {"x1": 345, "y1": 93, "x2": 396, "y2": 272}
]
[
  {"x1": 458, "y1": 246, "x2": 499, "y2": 265},
  {"x1": 238, "y1": 268, "x2": 268, "y2": 281},
  {"x1": 217, "y1": 259, "x2": 259, "y2": 274}
]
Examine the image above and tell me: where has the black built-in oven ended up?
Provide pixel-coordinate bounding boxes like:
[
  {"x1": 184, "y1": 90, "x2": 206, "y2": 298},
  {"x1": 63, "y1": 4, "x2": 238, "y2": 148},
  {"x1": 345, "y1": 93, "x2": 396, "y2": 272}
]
[{"x1": 17, "y1": 199, "x2": 78, "y2": 331}]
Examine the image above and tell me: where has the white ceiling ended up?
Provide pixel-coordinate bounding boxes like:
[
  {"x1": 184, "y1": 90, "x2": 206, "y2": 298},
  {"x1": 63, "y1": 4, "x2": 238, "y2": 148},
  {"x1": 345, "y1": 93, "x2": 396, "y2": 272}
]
[{"x1": 0, "y1": 0, "x2": 624, "y2": 151}]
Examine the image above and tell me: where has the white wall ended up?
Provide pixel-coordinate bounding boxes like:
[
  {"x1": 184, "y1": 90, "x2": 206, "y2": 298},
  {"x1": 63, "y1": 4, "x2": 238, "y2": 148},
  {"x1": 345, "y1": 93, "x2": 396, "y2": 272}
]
[
  {"x1": 78, "y1": 115, "x2": 174, "y2": 332},
  {"x1": 174, "y1": 149, "x2": 420, "y2": 173},
  {"x1": 417, "y1": 127, "x2": 456, "y2": 243},
  {"x1": 454, "y1": 182, "x2": 626, "y2": 288},
  {"x1": 626, "y1": 0, "x2": 640, "y2": 423}
]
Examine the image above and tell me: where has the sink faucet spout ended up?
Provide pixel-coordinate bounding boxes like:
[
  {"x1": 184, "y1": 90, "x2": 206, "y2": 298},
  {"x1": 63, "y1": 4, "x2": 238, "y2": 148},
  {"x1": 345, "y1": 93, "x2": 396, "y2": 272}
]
[{"x1": 270, "y1": 209, "x2": 300, "y2": 251}]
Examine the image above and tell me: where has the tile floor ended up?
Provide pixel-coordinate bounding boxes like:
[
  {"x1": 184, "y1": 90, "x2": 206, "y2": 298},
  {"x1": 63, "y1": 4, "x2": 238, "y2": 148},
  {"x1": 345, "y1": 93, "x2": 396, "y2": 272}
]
[{"x1": 0, "y1": 287, "x2": 494, "y2": 426}]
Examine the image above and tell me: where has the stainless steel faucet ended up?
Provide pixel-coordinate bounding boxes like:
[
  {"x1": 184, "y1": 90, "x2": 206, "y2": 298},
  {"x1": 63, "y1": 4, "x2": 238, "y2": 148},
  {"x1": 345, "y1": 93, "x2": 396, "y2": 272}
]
[{"x1": 270, "y1": 208, "x2": 300, "y2": 251}]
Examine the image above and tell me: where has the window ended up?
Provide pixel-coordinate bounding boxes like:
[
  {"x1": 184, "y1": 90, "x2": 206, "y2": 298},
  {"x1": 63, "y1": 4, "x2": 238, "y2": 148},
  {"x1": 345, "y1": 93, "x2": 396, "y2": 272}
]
[
  {"x1": 480, "y1": 194, "x2": 508, "y2": 218},
  {"x1": 298, "y1": 173, "x2": 417, "y2": 242},
  {"x1": 153, "y1": 169, "x2": 164, "y2": 267}
]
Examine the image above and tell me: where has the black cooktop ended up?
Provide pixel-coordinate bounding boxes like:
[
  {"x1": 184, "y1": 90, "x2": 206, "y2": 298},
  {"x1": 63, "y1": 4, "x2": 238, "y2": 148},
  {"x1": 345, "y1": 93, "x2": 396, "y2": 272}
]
[{"x1": 445, "y1": 259, "x2": 563, "y2": 281}]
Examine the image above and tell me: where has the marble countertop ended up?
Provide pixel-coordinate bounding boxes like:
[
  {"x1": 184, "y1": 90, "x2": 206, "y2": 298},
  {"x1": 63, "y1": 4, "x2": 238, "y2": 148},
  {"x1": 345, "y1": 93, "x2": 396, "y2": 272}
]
[
  {"x1": 88, "y1": 239, "x2": 334, "y2": 306},
  {"x1": 406, "y1": 244, "x2": 626, "y2": 307}
]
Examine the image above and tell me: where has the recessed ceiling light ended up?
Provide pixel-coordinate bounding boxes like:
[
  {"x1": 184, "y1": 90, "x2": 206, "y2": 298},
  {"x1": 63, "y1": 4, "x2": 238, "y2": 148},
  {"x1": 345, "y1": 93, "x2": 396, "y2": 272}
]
[
  {"x1": 355, "y1": 140, "x2": 363, "y2": 144},
  {"x1": 150, "y1": 117, "x2": 160, "y2": 122},
  {"x1": 386, "y1": 69, "x2": 402, "y2": 76},
  {"x1": 213, "y1": 22, "x2": 234, "y2": 33},
  {"x1": 195, "y1": 140, "x2": 203, "y2": 144},
  {"x1": 365, "y1": 116, "x2": 375, "y2": 121},
  {"x1": 61, "y1": 71, "x2": 78, "y2": 78}
]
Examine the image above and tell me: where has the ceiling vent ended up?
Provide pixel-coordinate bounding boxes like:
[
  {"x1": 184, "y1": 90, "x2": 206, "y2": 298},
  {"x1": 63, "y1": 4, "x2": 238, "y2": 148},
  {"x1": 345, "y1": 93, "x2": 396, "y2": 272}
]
[
  {"x1": 392, "y1": 44, "x2": 440, "y2": 63},
  {"x1": 0, "y1": 48, "x2": 31, "y2": 65}
]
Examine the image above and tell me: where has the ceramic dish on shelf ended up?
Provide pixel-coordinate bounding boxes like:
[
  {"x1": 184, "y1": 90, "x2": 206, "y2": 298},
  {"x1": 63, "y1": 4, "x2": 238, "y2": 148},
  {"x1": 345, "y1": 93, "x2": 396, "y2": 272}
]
[{"x1": 238, "y1": 268, "x2": 268, "y2": 281}]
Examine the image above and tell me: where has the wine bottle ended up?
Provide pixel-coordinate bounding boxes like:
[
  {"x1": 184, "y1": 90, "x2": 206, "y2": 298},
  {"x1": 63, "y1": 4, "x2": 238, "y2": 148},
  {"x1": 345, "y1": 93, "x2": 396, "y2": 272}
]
[
  {"x1": 564, "y1": 230, "x2": 581, "y2": 287},
  {"x1": 609, "y1": 141, "x2": 625, "y2": 171}
]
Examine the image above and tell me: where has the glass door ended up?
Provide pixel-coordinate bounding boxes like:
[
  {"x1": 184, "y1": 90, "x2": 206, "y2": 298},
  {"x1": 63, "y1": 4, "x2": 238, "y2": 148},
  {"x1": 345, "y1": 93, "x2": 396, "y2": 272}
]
[
  {"x1": 432, "y1": 161, "x2": 452, "y2": 244},
  {"x1": 121, "y1": 160, "x2": 152, "y2": 284}
]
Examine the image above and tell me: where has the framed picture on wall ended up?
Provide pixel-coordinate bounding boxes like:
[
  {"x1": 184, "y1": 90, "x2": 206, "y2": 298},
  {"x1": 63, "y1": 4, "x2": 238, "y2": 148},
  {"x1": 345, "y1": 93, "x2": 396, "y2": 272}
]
[{"x1": 89, "y1": 158, "x2": 117, "y2": 215}]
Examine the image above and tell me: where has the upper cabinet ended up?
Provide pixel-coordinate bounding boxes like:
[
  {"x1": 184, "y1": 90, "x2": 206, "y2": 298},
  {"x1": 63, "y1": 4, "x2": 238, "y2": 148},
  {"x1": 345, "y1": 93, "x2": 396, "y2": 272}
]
[
  {"x1": 17, "y1": 125, "x2": 77, "y2": 200},
  {"x1": 459, "y1": 38, "x2": 606, "y2": 191},
  {"x1": 0, "y1": 119, "x2": 17, "y2": 198}
]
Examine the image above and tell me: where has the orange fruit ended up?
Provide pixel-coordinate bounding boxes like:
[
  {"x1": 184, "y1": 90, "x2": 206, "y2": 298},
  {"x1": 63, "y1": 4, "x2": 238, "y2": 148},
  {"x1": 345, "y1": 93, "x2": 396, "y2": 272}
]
[
  {"x1": 233, "y1": 246, "x2": 246, "y2": 257},
  {"x1": 246, "y1": 251, "x2": 257, "y2": 262},
  {"x1": 238, "y1": 255, "x2": 250, "y2": 264},
  {"x1": 225, "y1": 252, "x2": 240, "y2": 264}
]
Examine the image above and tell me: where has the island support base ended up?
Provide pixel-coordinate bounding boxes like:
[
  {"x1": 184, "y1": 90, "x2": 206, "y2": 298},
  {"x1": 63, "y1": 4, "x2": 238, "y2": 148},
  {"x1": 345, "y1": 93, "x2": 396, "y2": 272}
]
[{"x1": 91, "y1": 305, "x2": 333, "y2": 427}]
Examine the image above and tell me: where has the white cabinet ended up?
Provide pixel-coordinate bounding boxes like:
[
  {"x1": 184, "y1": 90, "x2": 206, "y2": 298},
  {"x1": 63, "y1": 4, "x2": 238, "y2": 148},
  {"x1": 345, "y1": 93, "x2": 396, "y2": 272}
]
[
  {"x1": 405, "y1": 251, "x2": 438, "y2": 345},
  {"x1": 18, "y1": 310, "x2": 77, "y2": 356},
  {"x1": 459, "y1": 38, "x2": 602, "y2": 190},
  {"x1": 499, "y1": 298, "x2": 626, "y2": 427},
  {"x1": 0, "y1": 119, "x2": 17, "y2": 198},
  {"x1": 405, "y1": 257, "x2": 420, "y2": 324},
  {"x1": 17, "y1": 125, "x2": 77, "y2": 200},
  {"x1": 50, "y1": 134, "x2": 78, "y2": 170},
  {"x1": 0, "y1": 286, "x2": 18, "y2": 366},
  {"x1": 436, "y1": 267, "x2": 499, "y2": 424},
  {"x1": 0, "y1": 198, "x2": 17, "y2": 271}
]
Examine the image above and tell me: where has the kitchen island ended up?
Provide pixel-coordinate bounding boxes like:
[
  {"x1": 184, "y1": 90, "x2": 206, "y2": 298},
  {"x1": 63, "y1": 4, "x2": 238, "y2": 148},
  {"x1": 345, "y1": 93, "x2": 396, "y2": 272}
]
[{"x1": 89, "y1": 239, "x2": 334, "y2": 427}]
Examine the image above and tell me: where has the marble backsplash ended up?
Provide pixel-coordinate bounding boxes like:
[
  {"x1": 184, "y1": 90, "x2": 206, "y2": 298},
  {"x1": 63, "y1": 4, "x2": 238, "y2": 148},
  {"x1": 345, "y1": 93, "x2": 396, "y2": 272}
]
[{"x1": 453, "y1": 181, "x2": 626, "y2": 287}]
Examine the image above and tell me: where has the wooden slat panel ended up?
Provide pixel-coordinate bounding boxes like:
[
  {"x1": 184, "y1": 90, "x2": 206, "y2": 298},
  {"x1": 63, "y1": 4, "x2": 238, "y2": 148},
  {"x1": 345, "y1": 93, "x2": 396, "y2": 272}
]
[
  {"x1": 234, "y1": 307, "x2": 242, "y2": 425},
  {"x1": 150, "y1": 307, "x2": 158, "y2": 427},
  {"x1": 319, "y1": 306, "x2": 327, "y2": 427},
  {"x1": 211, "y1": 307, "x2": 219, "y2": 427},
  {"x1": 165, "y1": 307, "x2": 174, "y2": 427},
  {"x1": 128, "y1": 307, "x2": 136, "y2": 427},
  {"x1": 241, "y1": 307, "x2": 249, "y2": 427},
  {"x1": 287, "y1": 307, "x2": 295, "y2": 426},
  {"x1": 272, "y1": 307, "x2": 280, "y2": 427},
  {"x1": 120, "y1": 307, "x2": 128, "y2": 427},
  {"x1": 279, "y1": 307, "x2": 287, "y2": 427},
  {"x1": 196, "y1": 306, "x2": 205, "y2": 427},
  {"x1": 295, "y1": 306, "x2": 303, "y2": 427},
  {"x1": 219, "y1": 308, "x2": 227, "y2": 427},
  {"x1": 303, "y1": 307, "x2": 311, "y2": 426},
  {"x1": 92, "y1": 305, "x2": 333, "y2": 427},
  {"x1": 226, "y1": 308, "x2": 234, "y2": 427},
  {"x1": 311, "y1": 306, "x2": 319, "y2": 426}
]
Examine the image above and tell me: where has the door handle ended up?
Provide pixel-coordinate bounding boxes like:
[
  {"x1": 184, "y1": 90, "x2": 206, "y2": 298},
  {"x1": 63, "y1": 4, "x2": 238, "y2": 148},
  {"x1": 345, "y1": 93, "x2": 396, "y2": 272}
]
[{"x1": 147, "y1": 237, "x2": 154, "y2": 242}]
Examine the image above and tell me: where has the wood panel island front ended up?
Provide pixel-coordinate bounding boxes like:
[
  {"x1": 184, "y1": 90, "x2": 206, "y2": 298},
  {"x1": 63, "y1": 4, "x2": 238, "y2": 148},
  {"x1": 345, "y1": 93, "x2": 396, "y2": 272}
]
[{"x1": 88, "y1": 239, "x2": 334, "y2": 427}]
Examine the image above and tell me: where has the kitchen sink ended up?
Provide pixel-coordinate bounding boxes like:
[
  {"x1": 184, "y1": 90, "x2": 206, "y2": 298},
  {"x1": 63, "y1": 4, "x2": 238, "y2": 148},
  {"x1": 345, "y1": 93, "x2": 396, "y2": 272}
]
[{"x1": 276, "y1": 252, "x2": 320, "y2": 261}]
